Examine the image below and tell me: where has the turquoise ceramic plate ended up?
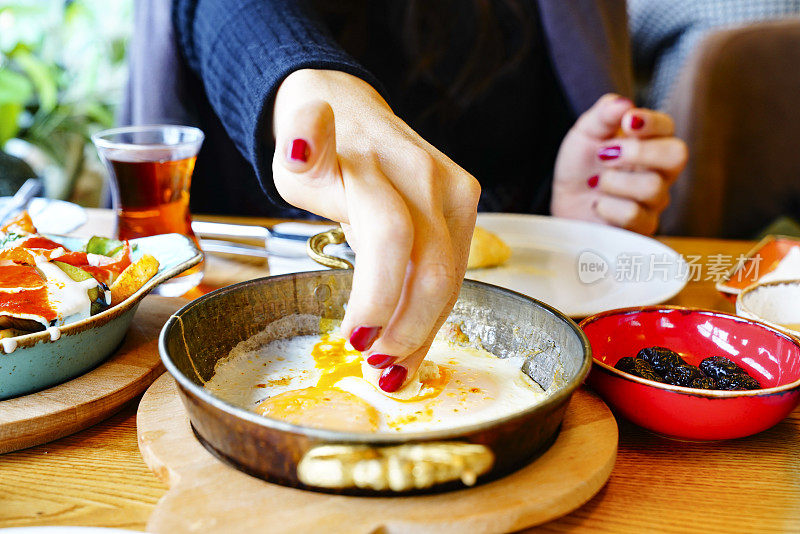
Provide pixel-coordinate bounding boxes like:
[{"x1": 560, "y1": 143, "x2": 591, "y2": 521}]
[{"x1": 0, "y1": 233, "x2": 202, "y2": 400}]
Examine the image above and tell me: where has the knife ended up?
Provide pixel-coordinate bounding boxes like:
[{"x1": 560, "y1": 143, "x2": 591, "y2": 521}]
[
  {"x1": 198, "y1": 238, "x2": 306, "y2": 259},
  {"x1": 191, "y1": 220, "x2": 316, "y2": 243},
  {"x1": 191, "y1": 220, "x2": 350, "y2": 260}
]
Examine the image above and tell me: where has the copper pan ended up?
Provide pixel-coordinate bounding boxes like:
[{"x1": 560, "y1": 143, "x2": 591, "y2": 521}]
[{"x1": 159, "y1": 231, "x2": 591, "y2": 495}]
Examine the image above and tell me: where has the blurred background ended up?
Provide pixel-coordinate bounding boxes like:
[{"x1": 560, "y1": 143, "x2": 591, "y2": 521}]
[
  {"x1": 0, "y1": 0, "x2": 799, "y2": 238},
  {"x1": 0, "y1": 0, "x2": 130, "y2": 207}
]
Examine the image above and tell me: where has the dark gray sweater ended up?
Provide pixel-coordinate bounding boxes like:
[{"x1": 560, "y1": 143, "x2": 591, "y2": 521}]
[{"x1": 122, "y1": 0, "x2": 632, "y2": 216}]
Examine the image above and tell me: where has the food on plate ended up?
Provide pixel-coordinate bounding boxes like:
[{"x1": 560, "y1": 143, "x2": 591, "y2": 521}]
[
  {"x1": 467, "y1": 226, "x2": 511, "y2": 269},
  {"x1": 0, "y1": 211, "x2": 160, "y2": 339},
  {"x1": 614, "y1": 346, "x2": 760, "y2": 390},
  {"x1": 204, "y1": 321, "x2": 548, "y2": 433}
]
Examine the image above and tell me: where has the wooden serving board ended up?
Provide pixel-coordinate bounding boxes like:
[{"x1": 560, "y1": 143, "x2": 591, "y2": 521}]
[
  {"x1": 0, "y1": 296, "x2": 184, "y2": 454},
  {"x1": 138, "y1": 374, "x2": 618, "y2": 533}
]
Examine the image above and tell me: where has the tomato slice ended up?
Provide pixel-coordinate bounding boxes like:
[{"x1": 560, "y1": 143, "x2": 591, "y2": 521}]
[
  {"x1": 55, "y1": 242, "x2": 132, "y2": 286},
  {"x1": 21, "y1": 236, "x2": 62, "y2": 251}
]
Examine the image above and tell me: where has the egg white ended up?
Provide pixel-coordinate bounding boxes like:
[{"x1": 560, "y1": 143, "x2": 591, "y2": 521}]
[{"x1": 205, "y1": 331, "x2": 548, "y2": 433}]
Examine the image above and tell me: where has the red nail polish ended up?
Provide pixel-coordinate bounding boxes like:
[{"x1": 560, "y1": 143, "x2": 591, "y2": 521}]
[
  {"x1": 587, "y1": 175, "x2": 599, "y2": 188},
  {"x1": 367, "y1": 353, "x2": 396, "y2": 369},
  {"x1": 350, "y1": 326, "x2": 381, "y2": 352},
  {"x1": 598, "y1": 146, "x2": 621, "y2": 161},
  {"x1": 288, "y1": 138, "x2": 309, "y2": 162},
  {"x1": 630, "y1": 115, "x2": 645, "y2": 130},
  {"x1": 379, "y1": 364, "x2": 407, "y2": 392}
]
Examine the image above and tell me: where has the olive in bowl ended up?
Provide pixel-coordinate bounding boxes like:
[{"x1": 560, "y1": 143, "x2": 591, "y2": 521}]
[{"x1": 580, "y1": 306, "x2": 800, "y2": 440}]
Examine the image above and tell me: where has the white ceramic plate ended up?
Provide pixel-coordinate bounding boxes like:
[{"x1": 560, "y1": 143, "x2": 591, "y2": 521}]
[
  {"x1": 467, "y1": 213, "x2": 688, "y2": 318},
  {"x1": 0, "y1": 197, "x2": 88, "y2": 234}
]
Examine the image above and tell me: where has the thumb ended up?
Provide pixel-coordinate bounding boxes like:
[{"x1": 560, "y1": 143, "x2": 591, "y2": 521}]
[
  {"x1": 572, "y1": 93, "x2": 634, "y2": 140},
  {"x1": 272, "y1": 99, "x2": 344, "y2": 216}
]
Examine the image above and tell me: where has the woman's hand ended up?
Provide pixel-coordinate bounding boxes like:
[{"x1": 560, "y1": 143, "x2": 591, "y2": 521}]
[
  {"x1": 271, "y1": 69, "x2": 480, "y2": 392},
  {"x1": 551, "y1": 94, "x2": 688, "y2": 234}
]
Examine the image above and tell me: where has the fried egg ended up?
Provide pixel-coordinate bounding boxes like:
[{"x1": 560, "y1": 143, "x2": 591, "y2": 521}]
[{"x1": 205, "y1": 324, "x2": 548, "y2": 433}]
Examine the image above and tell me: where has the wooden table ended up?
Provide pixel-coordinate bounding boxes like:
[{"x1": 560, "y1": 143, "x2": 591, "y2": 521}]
[{"x1": 1, "y1": 212, "x2": 798, "y2": 533}]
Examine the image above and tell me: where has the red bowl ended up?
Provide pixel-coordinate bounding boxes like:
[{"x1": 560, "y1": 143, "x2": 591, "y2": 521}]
[{"x1": 580, "y1": 306, "x2": 800, "y2": 440}]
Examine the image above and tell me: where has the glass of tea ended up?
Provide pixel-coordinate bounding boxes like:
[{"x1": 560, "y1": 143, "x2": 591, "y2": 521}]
[{"x1": 92, "y1": 125, "x2": 204, "y2": 296}]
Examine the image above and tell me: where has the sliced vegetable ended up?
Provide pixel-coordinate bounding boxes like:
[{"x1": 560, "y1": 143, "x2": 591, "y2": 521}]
[
  {"x1": 109, "y1": 254, "x2": 159, "y2": 305},
  {"x1": 55, "y1": 242, "x2": 132, "y2": 286},
  {"x1": 52, "y1": 260, "x2": 100, "y2": 302},
  {"x1": 85, "y1": 236, "x2": 125, "y2": 257}
]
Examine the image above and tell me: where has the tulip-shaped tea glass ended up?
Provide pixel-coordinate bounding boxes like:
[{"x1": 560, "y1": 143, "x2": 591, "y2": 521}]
[{"x1": 92, "y1": 125, "x2": 204, "y2": 296}]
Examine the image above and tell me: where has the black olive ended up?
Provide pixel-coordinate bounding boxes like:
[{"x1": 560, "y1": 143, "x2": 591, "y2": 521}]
[
  {"x1": 632, "y1": 358, "x2": 665, "y2": 382},
  {"x1": 717, "y1": 374, "x2": 761, "y2": 391},
  {"x1": 700, "y1": 356, "x2": 761, "y2": 390},
  {"x1": 663, "y1": 363, "x2": 705, "y2": 387},
  {"x1": 638, "y1": 346, "x2": 685, "y2": 374},
  {"x1": 700, "y1": 356, "x2": 748, "y2": 381},
  {"x1": 614, "y1": 356, "x2": 665, "y2": 382},
  {"x1": 615, "y1": 357, "x2": 637, "y2": 374},
  {"x1": 690, "y1": 376, "x2": 717, "y2": 389}
]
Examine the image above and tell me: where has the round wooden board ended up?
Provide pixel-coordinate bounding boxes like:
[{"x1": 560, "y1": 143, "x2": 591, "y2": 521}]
[
  {"x1": 138, "y1": 374, "x2": 618, "y2": 533},
  {"x1": 0, "y1": 296, "x2": 185, "y2": 454}
]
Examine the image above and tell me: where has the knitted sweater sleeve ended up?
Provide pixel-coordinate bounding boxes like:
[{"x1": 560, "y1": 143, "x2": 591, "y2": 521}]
[{"x1": 172, "y1": 0, "x2": 384, "y2": 200}]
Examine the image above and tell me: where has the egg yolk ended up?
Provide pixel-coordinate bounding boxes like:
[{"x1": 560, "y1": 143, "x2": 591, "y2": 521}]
[
  {"x1": 311, "y1": 334, "x2": 364, "y2": 388},
  {"x1": 310, "y1": 334, "x2": 451, "y2": 401},
  {"x1": 255, "y1": 387, "x2": 380, "y2": 432}
]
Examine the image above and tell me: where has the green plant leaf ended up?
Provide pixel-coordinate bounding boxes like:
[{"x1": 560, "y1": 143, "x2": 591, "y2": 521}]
[
  {"x1": 0, "y1": 68, "x2": 33, "y2": 104},
  {"x1": 0, "y1": 101, "x2": 22, "y2": 144},
  {"x1": 84, "y1": 102, "x2": 113, "y2": 127},
  {"x1": 11, "y1": 50, "x2": 57, "y2": 113}
]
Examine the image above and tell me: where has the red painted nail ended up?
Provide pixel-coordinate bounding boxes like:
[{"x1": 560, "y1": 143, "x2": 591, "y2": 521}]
[
  {"x1": 288, "y1": 138, "x2": 309, "y2": 162},
  {"x1": 367, "y1": 353, "x2": 396, "y2": 369},
  {"x1": 379, "y1": 364, "x2": 407, "y2": 392},
  {"x1": 350, "y1": 326, "x2": 381, "y2": 352},
  {"x1": 587, "y1": 175, "x2": 599, "y2": 188},
  {"x1": 630, "y1": 115, "x2": 645, "y2": 130},
  {"x1": 598, "y1": 146, "x2": 621, "y2": 161}
]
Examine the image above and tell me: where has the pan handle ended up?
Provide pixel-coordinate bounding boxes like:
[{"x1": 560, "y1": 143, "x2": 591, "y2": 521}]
[
  {"x1": 297, "y1": 442, "x2": 494, "y2": 492},
  {"x1": 307, "y1": 226, "x2": 354, "y2": 270}
]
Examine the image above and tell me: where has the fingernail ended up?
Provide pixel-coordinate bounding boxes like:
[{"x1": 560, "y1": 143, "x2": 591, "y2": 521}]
[
  {"x1": 288, "y1": 138, "x2": 309, "y2": 162},
  {"x1": 587, "y1": 175, "x2": 599, "y2": 188},
  {"x1": 630, "y1": 115, "x2": 645, "y2": 130},
  {"x1": 598, "y1": 146, "x2": 621, "y2": 161},
  {"x1": 615, "y1": 96, "x2": 634, "y2": 106},
  {"x1": 379, "y1": 364, "x2": 407, "y2": 392},
  {"x1": 367, "y1": 353, "x2": 396, "y2": 369},
  {"x1": 350, "y1": 326, "x2": 381, "y2": 352}
]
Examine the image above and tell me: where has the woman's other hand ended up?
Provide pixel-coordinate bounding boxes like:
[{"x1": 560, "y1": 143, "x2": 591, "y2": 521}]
[
  {"x1": 551, "y1": 94, "x2": 688, "y2": 235},
  {"x1": 272, "y1": 69, "x2": 480, "y2": 393}
]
